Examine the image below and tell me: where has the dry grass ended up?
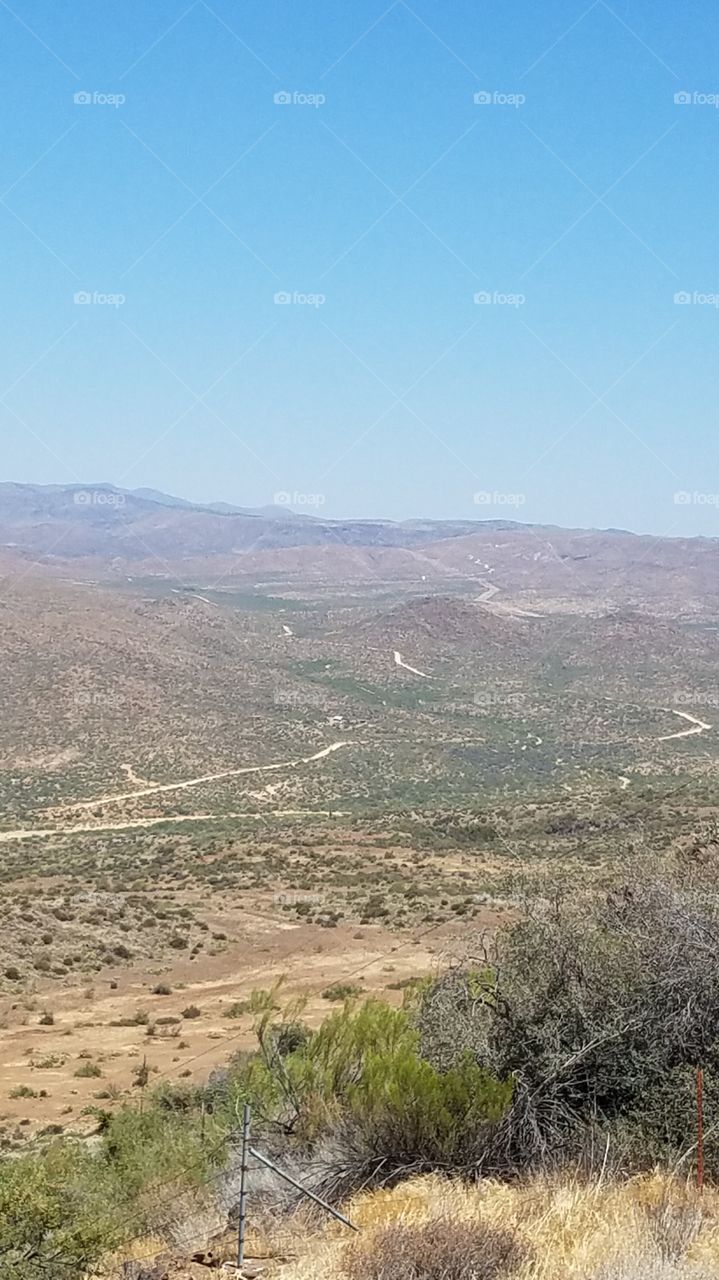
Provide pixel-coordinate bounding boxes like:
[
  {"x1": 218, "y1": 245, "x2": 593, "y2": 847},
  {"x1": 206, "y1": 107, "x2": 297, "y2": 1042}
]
[
  {"x1": 259, "y1": 1174, "x2": 719, "y2": 1280},
  {"x1": 343, "y1": 1216, "x2": 527, "y2": 1279}
]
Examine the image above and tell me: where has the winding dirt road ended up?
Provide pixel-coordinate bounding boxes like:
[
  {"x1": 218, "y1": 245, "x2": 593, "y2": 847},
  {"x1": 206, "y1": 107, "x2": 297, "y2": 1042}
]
[
  {"x1": 49, "y1": 740, "x2": 350, "y2": 814},
  {"x1": 658, "y1": 710, "x2": 713, "y2": 742},
  {"x1": 0, "y1": 741, "x2": 351, "y2": 843}
]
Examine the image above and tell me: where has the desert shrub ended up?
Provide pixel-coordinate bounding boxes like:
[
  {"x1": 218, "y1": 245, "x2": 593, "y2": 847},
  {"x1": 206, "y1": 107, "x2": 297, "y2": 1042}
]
[
  {"x1": 343, "y1": 1217, "x2": 527, "y2": 1280},
  {"x1": 224, "y1": 1000, "x2": 250, "y2": 1019},
  {"x1": 0, "y1": 1143, "x2": 119, "y2": 1278},
  {"x1": 151, "y1": 983, "x2": 172, "y2": 996},
  {"x1": 97, "y1": 1097, "x2": 217, "y2": 1213},
  {"x1": 225, "y1": 988, "x2": 280, "y2": 1020},
  {"x1": 419, "y1": 872, "x2": 719, "y2": 1171},
  {"x1": 74, "y1": 1061, "x2": 102, "y2": 1078},
  {"x1": 229, "y1": 999, "x2": 511, "y2": 1195},
  {"x1": 322, "y1": 982, "x2": 362, "y2": 1002},
  {"x1": 181, "y1": 1005, "x2": 202, "y2": 1019}
]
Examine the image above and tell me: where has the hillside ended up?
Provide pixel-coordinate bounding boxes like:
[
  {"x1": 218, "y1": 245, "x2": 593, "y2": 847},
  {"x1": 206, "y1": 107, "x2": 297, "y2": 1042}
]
[{"x1": 350, "y1": 594, "x2": 528, "y2": 654}]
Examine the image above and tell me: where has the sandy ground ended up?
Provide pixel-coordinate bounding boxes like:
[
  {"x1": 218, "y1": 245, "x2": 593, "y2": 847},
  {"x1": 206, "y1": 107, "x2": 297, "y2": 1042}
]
[{"x1": 0, "y1": 903, "x2": 473, "y2": 1135}]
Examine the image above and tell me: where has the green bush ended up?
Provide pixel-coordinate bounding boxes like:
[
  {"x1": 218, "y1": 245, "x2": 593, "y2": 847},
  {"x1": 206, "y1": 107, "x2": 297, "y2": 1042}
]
[
  {"x1": 322, "y1": 982, "x2": 363, "y2": 1002},
  {"x1": 228, "y1": 999, "x2": 511, "y2": 1191},
  {"x1": 0, "y1": 1144, "x2": 119, "y2": 1279}
]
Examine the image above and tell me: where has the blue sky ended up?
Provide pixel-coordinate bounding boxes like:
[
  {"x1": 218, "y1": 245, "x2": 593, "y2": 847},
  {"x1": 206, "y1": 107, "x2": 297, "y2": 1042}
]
[{"x1": 1, "y1": 0, "x2": 718, "y2": 533}]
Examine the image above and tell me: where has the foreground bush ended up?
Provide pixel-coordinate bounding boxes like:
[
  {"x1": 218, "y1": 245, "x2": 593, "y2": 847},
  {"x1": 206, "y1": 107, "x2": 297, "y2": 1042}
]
[
  {"x1": 419, "y1": 872, "x2": 719, "y2": 1171},
  {"x1": 224, "y1": 998, "x2": 512, "y2": 1195},
  {"x1": 0, "y1": 1143, "x2": 118, "y2": 1279}
]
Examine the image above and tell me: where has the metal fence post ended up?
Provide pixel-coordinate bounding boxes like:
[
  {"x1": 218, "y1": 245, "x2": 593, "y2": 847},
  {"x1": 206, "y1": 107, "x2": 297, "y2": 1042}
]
[{"x1": 237, "y1": 1103, "x2": 251, "y2": 1270}]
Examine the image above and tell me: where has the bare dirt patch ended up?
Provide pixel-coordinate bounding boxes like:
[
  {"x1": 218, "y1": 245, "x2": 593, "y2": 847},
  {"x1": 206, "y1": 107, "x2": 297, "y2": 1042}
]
[{"x1": 0, "y1": 898, "x2": 477, "y2": 1138}]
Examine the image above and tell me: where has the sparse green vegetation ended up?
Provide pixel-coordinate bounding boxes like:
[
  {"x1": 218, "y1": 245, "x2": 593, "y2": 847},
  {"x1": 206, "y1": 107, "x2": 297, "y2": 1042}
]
[
  {"x1": 73, "y1": 1061, "x2": 102, "y2": 1079},
  {"x1": 322, "y1": 982, "x2": 363, "y2": 1002}
]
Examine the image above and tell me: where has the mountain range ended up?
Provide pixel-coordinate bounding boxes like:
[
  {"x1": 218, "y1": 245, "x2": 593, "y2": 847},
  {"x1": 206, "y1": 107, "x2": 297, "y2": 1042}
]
[{"x1": 1, "y1": 482, "x2": 718, "y2": 617}]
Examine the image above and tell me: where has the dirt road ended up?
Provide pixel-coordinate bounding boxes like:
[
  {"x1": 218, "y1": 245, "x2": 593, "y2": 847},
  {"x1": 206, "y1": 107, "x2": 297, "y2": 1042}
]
[
  {"x1": 50, "y1": 740, "x2": 350, "y2": 814},
  {"x1": 393, "y1": 651, "x2": 432, "y2": 678},
  {"x1": 0, "y1": 807, "x2": 351, "y2": 844},
  {"x1": 658, "y1": 709, "x2": 712, "y2": 742},
  {"x1": 0, "y1": 742, "x2": 352, "y2": 843}
]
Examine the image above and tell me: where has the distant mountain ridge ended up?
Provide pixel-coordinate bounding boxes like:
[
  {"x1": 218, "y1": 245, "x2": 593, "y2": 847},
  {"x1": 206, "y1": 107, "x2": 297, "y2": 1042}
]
[
  {"x1": 0, "y1": 482, "x2": 535, "y2": 560},
  {"x1": 1, "y1": 481, "x2": 719, "y2": 618}
]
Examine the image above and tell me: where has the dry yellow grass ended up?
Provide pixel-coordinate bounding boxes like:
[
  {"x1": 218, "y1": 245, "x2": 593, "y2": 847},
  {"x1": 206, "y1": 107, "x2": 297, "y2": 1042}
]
[{"x1": 257, "y1": 1173, "x2": 719, "y2": 1280}]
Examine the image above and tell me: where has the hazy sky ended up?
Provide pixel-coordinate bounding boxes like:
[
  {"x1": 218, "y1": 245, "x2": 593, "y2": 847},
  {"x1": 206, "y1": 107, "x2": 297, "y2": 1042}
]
[{"x1": 2, "y1": 1, "x2": 718, "y2": 533}]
